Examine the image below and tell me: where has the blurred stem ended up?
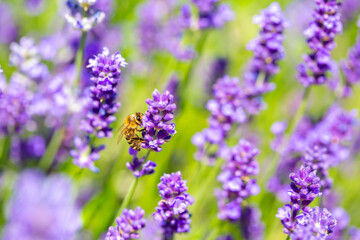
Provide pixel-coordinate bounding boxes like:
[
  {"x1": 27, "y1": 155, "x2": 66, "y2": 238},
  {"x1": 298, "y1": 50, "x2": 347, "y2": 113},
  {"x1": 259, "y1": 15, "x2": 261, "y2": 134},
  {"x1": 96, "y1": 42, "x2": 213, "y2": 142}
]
[
  {"x1": 114, "y1": 150, "x2": 151, "y2": 221},
  {"x1": 286, "y1": 235, "x2": 290, "y2": 240},
  {"x1": 38, "y1": 128, "x2": 65, "y2": 172},
  {"x1": 179, "y1": 31, "x2": 209, "y2": 107},
  {"x1": 287, "y1": 87, "x2": 311, "y2": 137},
  {"x1": 0, "y1": 136, "x2": 11, "y2": 168},
  {"x1": 75, "y1": 31, "x2": 87, "y2": 87},
  {"x1": 116, "y1": 177, "x2": 139, "y2": 216}
]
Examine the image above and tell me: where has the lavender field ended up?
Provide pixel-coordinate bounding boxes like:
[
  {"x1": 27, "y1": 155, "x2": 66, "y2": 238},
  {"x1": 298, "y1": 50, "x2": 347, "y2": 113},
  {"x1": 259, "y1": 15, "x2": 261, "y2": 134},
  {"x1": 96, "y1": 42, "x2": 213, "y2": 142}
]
[{"x1": 0, "y1": 0, "x2": 360, "y2": 239}]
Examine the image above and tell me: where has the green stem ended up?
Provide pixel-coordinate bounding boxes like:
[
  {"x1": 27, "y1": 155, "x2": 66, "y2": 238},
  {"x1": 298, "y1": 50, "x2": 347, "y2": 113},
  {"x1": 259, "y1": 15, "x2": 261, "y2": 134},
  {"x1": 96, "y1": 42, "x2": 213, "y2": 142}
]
[
  {"x1": 286, "y1": 235, "x2": 291, "y2": 240},
  {"x1": 75, "y1": 31, "x2": 87, "y2": 87},
  {"x1": 287, "y1": 87, "x2": 311, "y2": 137},
  {"x1": 0, "y1": 136, "x2": 10, "y2": 168},
  {"x1": 114, "y1": 150, "x2": 151, "y2": 221},
  {"x1": 116, "y1": 177, "x2": 139, "y2": 216},
  {"x1": 179, "y1": 31, "x2": 209, "y2": 106},
  {"x1": 38, "y1": 128, "x2": 66, "y2": 172}
]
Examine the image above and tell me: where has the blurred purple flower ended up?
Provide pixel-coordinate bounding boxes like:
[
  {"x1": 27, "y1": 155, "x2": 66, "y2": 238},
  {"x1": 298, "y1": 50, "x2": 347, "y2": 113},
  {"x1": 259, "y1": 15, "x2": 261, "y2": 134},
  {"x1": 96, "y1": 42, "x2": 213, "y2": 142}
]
[
  {"x1": 341, "y1": 0, "x2": 360, "y2": 23},
  {"x1": 341, "y1": 23, "x2": 360, "y2": 97},
  {"x1": 269, "y1": 105, "x2": 358, "y2": 200},
  {"x1": 0, "y1": 81, "x2": 30, "y2": 135},
  {"x1": 0, "y1": 3, "x2": 17, "y2": 44},
  {"x1": 240, "y1": 206, "x2": 264, "y2": 240},
  {"x1": 10, "y1": 135, "x2": 46, "y2": 163},
  {"x1": 245, "y1": 2, "x2": 288, "y2": 84},
  {"x1": 70, "y1": 136, "x2": 104, "y2": 172},
  {"x1": 192, "y1": 76, "x2": 246, "y2": 164},
  {"x1": 10, "y1": 37, "x2": 49, "y2": 81},
  {"x1": 153, "y1": 171, "x2": 194, "y2": 240},
  {"x1": 216, "y1": 139, "x2": 260, "y2": 222},
  {"x1": 191, "y1": 0, "x2": 234, "y2": 29},
  {"x1": 141, "y1": 89, "x2": 176, "y2": 152},
  {"x1": 26, "y1": 0, "x2": 45, "y2": 15},
  {"x1": 137, "y1": 0, "x2": 194, "y2": 61},
  {"x1": 297, "y1": 0, "x2": 342, "y2": 87},
  {"x1": 65, "y1": 0, "x2": 105, "y2": 32},
  {"x1": 106, "y1": 207, "x2": 146, "y2": 240},
  {"x1": 2, "y1": 170, "x2": 81, "y2": 240},
  {"x1": 205, "y1": 58, "x2": 228, "y2": 95},
  {"x1": 164, "y1": 74, "x2": 180, "y2": 106}
]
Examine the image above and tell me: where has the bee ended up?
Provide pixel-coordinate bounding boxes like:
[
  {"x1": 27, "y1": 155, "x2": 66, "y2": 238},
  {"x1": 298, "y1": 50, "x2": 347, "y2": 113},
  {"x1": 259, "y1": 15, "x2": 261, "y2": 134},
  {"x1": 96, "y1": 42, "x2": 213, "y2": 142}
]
[{"x1": 117, "y1": 112, "x2": 144, "y2": 151}]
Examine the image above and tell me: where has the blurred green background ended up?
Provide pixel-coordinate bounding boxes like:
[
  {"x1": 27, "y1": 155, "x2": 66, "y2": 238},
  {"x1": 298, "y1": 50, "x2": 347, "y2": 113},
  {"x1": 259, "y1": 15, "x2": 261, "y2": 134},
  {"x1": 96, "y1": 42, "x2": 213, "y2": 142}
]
[{"x1": 0, "y1": 0, "x2": 360, "y2": 239}]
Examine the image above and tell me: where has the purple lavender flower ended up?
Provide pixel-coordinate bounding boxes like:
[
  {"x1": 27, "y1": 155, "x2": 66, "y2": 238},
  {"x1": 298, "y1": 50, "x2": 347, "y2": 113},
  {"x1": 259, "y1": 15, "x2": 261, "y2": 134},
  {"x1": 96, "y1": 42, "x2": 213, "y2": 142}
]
[
  {"x1": 10, "y1": 135, "x2": 46, "y2": 163},
  {"x1": 288, "y1": 165, "x2": 321, "y2": 212},
  {"x1": 106, "y1": 207, "x2": 146, "y2": 240},
  {"x1": 191, "y1": 0, "x2": 234, "y2": 29},
  {"x1": 10, "y1": 37, "x2": 49, "y2": 81},
  {"x1": 0, "y1": 81, "x2": 30, "y2": 135},
  {"x1": 240, "y1": 206, "x2": 264, "y2": 240},
  {"x1": 341, "y1": 23, "x2": 360, "y2": 97},
  {"x1": 137, "y1": 0, "x2": 194, "y2": 61},
  {"x1": 216, "y1": 139, "x2": 260, "y2": 222},
  {"x1": 341, "y1": 0, "x2": 360, "y2": 23},
  {"x1": 153, "y1": 171, "x2": 194, "y2": 240},
  {"x1": 2, "y1": 170, "x2": 81, "y2": 240},
  {"x1": 244, "y1": 2, "x2": 288, "y2": 84},
  {"x1": 291, "y1": 207, "x2": 337, "y2": 239},
  {"x1": 276, "y1": 165, "x2": 337, "y2": 239},
  {"x1": 297, "y1": 0, "x2": 342, "y2": 87},
  {"x1": 70, "y1": 137, "x2": 104, "y2": 172},
  {"x1": 83, "y1": 47, "x2": 126, "y2": 138},
  {"x1": 192, "y1": 76, "x2": 246, "y2": 164},
  {"x1": 0, "y1": 3, "x2": 17, "y2": 44},
  {"x1": 127, "y1": 148, "x2": 157, "y2": 178},
  {"x1": 72, "y1": 48, "x2": 126, "y2": 170},
  {"x1": 205, "y1": 58, "x2": 228, "y2": 95},
  {"x1": 349, "y1": 227, "x2": 360, "y2": 240},
  {"x1": 269, "y1": 105, "x2": 357, "y2": 200},
  {"x1": 164, "y1": 74, "x2": 180, "y2": 106},
  {"x1": 271, "y1": 121, "x2": 288, "y2": 151},
  {"x1": 65, "y1": 0, "x2": 105, "y2": 31},
  {"x1": 141, "y1": 89, "x2": 176, "y2": 152},
  {"x1": 241, "y1": 3, "x2": 287, "y2": 115}
]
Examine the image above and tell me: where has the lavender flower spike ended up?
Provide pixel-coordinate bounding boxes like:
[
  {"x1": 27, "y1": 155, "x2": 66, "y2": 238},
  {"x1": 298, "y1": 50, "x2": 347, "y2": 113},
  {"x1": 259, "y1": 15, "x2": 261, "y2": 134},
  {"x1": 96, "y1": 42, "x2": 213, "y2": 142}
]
[
  {"x1": 153, "y1": 172, "x2": 194, "y2": 240},
  {"x1": 288, "y1": 165, "x2": 321, "y2": 212},
  {"x1": 216, "y1": 139, "x2": 260, "y2": 221},
  {"x1": 291, "y1": 207, "x2": 337, "y2": 239},
  {"x1": 106, "y1": 207, "x2": 146, "y2": 240},
  {"x1": 65, "y1": 0, "x2": 105, "y2": 31},
  {"x1": 245, "y1": 2, "x2": 288, "y2": 85},
  {"x1": 341, "y1": 20, "x2": 360, "y2": 97},
  {"x1": 297, "y1": 0, "x2": 342, "y2": 87},
  {"x1": 83, "y1": 47, "x2": 126, "y2": 138},
  {"x1": 142, "y1": 89, "x2": 176, "y2": 152},
  {"x1": 276, "y1": 165, "x2": 336, "y2": 238}
]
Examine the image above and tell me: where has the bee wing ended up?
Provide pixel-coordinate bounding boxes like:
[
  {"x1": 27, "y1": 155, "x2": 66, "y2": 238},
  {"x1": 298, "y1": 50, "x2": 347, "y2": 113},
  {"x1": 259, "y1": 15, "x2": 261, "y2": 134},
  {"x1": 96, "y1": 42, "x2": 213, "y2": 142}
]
[{"x1": 116, "y1": 124, "x2": 126, "y2": 144}]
